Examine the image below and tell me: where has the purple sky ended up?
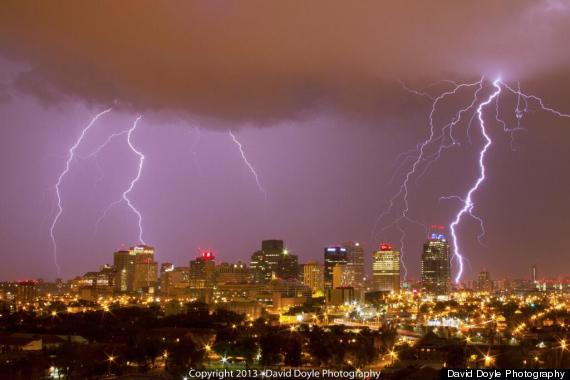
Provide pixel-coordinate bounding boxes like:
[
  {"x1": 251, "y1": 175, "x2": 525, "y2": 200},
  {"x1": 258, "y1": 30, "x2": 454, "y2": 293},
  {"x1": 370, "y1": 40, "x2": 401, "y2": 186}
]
[{"x1": 0, "y1": 1, "x2": 570, "y2": 281}]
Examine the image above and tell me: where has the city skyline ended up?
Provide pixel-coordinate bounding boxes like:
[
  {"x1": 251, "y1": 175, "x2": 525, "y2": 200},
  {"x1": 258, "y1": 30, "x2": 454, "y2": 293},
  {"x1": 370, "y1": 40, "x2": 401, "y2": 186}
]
[
  {"x1": 1, "y1": 2, "x2": 570, "y2": 282},
  {"x1": 1, "y1": 237, "x2": 553, "y2": 286}
]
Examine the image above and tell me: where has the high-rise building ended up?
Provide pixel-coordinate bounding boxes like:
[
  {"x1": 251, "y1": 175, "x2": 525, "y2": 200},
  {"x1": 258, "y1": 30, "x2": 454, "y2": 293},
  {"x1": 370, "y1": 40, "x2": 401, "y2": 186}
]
[
  {"x1": 421, "y1": 233, "x2": 451, "y2": 295},
  {"x1": 114, "y1": 245, "x2": 158, "y2": 293},
  {"x1": 189, "y1": 251, "x2": 216, "y2": 288},
  {"x1": 332, "y1": 264, "x2": 353, "y2": 288},
  {"x1": 477, "y1": 270, "x2": 492, "y2": 292},
  {"x1": 303, "y1": 261, "x2": 324, "y2": 294},
  {"x1": 161, "y1": 265, "x2": 190, "y2": 297},
  {"x1": 324, "y1": 246, "x2": 348, "y2": 288},
  {"x1": 250, "y1": 240, "x2": 298, "y2": 283},
  {"x1": 341, "y1": 241, "x2": 365, "y2": 288},
  {"x1": 114, "y1": 249, "x2": 135, "y2": 293},
  {"x1": 372, "y1": 243, "x2": 401, "y2": 292},
  {"x1": 132, "y1": 245, "x2": 158, "y2": 293},
  {"x1": 278, "y1": 251, "x2": 299, "y2": 280}
]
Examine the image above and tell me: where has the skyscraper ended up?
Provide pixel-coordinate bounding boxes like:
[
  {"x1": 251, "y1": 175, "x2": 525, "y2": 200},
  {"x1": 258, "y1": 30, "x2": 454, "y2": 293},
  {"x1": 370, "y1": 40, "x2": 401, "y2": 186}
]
[
  {"x1": 421, "y1": 233, "x2": 451, "y2": 295},
  {"x1": 332, "y1": 264, "x2": 353, "y2": 288},
  {"x1": 324, "y1": 246, "x2": 348, "y2": 289},
  {"x1": 303, "y1": 261, "x2": 324, "y2": 294},
  {"x1": 132, "y1": 245, "x2": 158, "y2": 293},
  {"x1": 189, "y1": 251, "x2": 216, "y2": 288},
  {"x1": 341, "y1": 241, "x2": 365, "y2": 288},
  {"x1": 114, "y1": 245, "x2": 158, "y2": 294},
  {"x1": 160, "y1": 265, "x2": 190, "y2": 297},
  {"x1": 113, "y1": 249, "x2": 135, "y2": 293},
  {"x1": 250, "y1": 240, "x2": 298, "y2": 283},
  {"x1": 372, "y1": 243, "x2": 401, "y2": 292}
]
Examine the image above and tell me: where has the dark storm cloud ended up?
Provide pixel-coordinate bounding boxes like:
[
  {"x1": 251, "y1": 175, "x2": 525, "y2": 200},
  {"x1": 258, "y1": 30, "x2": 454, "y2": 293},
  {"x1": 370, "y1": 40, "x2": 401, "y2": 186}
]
[{"x1": 0, "y1": 1, "x2": 569, "y2": 124}]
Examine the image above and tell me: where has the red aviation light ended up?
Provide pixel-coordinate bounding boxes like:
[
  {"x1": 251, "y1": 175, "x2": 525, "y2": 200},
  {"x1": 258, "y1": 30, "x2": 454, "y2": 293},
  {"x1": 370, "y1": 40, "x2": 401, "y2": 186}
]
[
  {"x1": 201, "y1": 251, "x2": 215, "y2": 261},
  {"x1": 380, "y1": 243, "x2": 393, "y2": 251}
]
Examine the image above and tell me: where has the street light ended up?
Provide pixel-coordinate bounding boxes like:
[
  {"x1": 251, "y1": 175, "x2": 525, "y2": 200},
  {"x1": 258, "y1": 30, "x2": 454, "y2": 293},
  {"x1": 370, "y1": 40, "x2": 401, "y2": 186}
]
[{"x1": 107, "y1": 355, "x2": 116, "y2": 376}]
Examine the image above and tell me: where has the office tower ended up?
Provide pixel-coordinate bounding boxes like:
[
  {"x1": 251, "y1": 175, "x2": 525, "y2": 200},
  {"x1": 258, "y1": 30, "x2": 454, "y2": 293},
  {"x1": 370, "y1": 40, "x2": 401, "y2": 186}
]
[
  {"x1": 189, "y1": 251, "x2": 216, "y2": 288},
  {"x1": 324, "y1": 246, "x2": 348, "y2": 288},
  {"x1": 421, "y1": 233, "x2": 451, "y2": 295},
  {"x1": 332, "y1": 264, "x2": 353, "y2": 288},
  {"x1": 161, "y1": 266, "x2": 190, "y2": 297},
  {"x1": 132, "y1": 245, "x2": 158, "y2": 293},
  {"x1": 532, "y1": 265, "x2": 537, "y2": 283},
  {"x1": 342, "y1": 241, "x2": 365, "y2": 288},
  {"x1": 477, "y1": 270, "x2": 493, "y2": 292},
  {"x1": 372, "y1": 243, "x2": 401, "y2": 292},
  {"x1": 303, "y1": 261, "x2": 324, "y2": 294},
  {"x1": 113, "y1": 249, "x2": 135, "y2": 292},
  {"x1": 217, "y1": 262, "x2": 250, "y2": 284},
  {"x1": 250, "y1": 240, "x2": 298, "y2": 283}
]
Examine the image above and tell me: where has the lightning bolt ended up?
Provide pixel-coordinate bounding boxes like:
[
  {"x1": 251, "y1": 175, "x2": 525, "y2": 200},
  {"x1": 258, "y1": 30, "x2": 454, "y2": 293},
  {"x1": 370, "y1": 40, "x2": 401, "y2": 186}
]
[
  {"x1": 381, "y1": 76, "x2": 570, "y2": 285},
  {"x1": 49, "y1": 108, "x2": 112, "y2": 274},
  {"x1": 93, "y1": 116, "x2": 146, "y2": 244},
  {"x1": 228, "y1": 130, "x2": 267, "y2": 199},
  {"x1": 79, "y1": 129, "x2": 130, "y2": 160},
  {"x1": 449, "y1": 78, "x2": 570, "y2": 283},
  {"x1": 373, "y1": 79, "x2": 482, "y2": 279},
  {"x1": 448, "y1": 79, "x2": 501, "y2": 283}
]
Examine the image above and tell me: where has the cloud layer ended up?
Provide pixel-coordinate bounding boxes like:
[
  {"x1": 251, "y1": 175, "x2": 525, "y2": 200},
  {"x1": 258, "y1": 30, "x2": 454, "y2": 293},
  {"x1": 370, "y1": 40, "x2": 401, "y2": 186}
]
[{"x1": 0, "y1": 1, "x2": 569, "y2": 123}]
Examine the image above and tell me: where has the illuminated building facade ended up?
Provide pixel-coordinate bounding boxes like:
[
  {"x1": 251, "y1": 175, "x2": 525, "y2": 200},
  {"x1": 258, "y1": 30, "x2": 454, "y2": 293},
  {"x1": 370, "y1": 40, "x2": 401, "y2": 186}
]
[
  {"x1": 421, "y1": 234, "x2": 451, "y2": 295},
  {"x1": 189, "y1": 251, "x2": 216, "y2": 288},
  {"x1": 216, "y1": 262, "x2": 249, "y2": 284},
  {"x1": 113, "y1": 245, "x2": 157, "y2": 294},
  {"x1": 372, "y1": 243, "x2": 401, "y2": 292},
  {"x1": 15, "y1": 281, "x2": 36, "y2": 303},
  {"x1": 342, "y1": 241, "x2": 365, "y2": 288},
  {"x1": 113, "y1": 249, "x2": 135, "y2": 293},
  {"x1": 323, "y1": 246, "x2": 347, "y2": 289},
  {"x1": 132, "y1": 245, "x2": 158, "y2": 293},
  {"x1": 250, "y1": 240, "x2": 298, "y2": 283},
  {"x1": 160, "y1": 265, "x2": 190, "y2": 297},
  {"x1": 303, "y1": 261, "x2": 324, "y2": 294},
  {"x1": 333, "y1": 264, "x2": 355, "y2": 288}
]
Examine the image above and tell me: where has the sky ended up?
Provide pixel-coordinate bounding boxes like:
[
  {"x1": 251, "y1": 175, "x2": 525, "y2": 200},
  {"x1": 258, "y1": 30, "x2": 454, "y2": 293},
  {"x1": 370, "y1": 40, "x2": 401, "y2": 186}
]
[{"x1": 0, "y1": 1, "x2": 569, "y2": 281}]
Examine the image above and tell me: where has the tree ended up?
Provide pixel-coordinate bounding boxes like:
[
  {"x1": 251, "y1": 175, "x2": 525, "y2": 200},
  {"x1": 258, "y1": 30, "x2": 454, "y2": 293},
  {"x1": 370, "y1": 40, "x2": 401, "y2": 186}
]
[{"x1": 284, "y1": 337, "x2": 302, "y2": 367}]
